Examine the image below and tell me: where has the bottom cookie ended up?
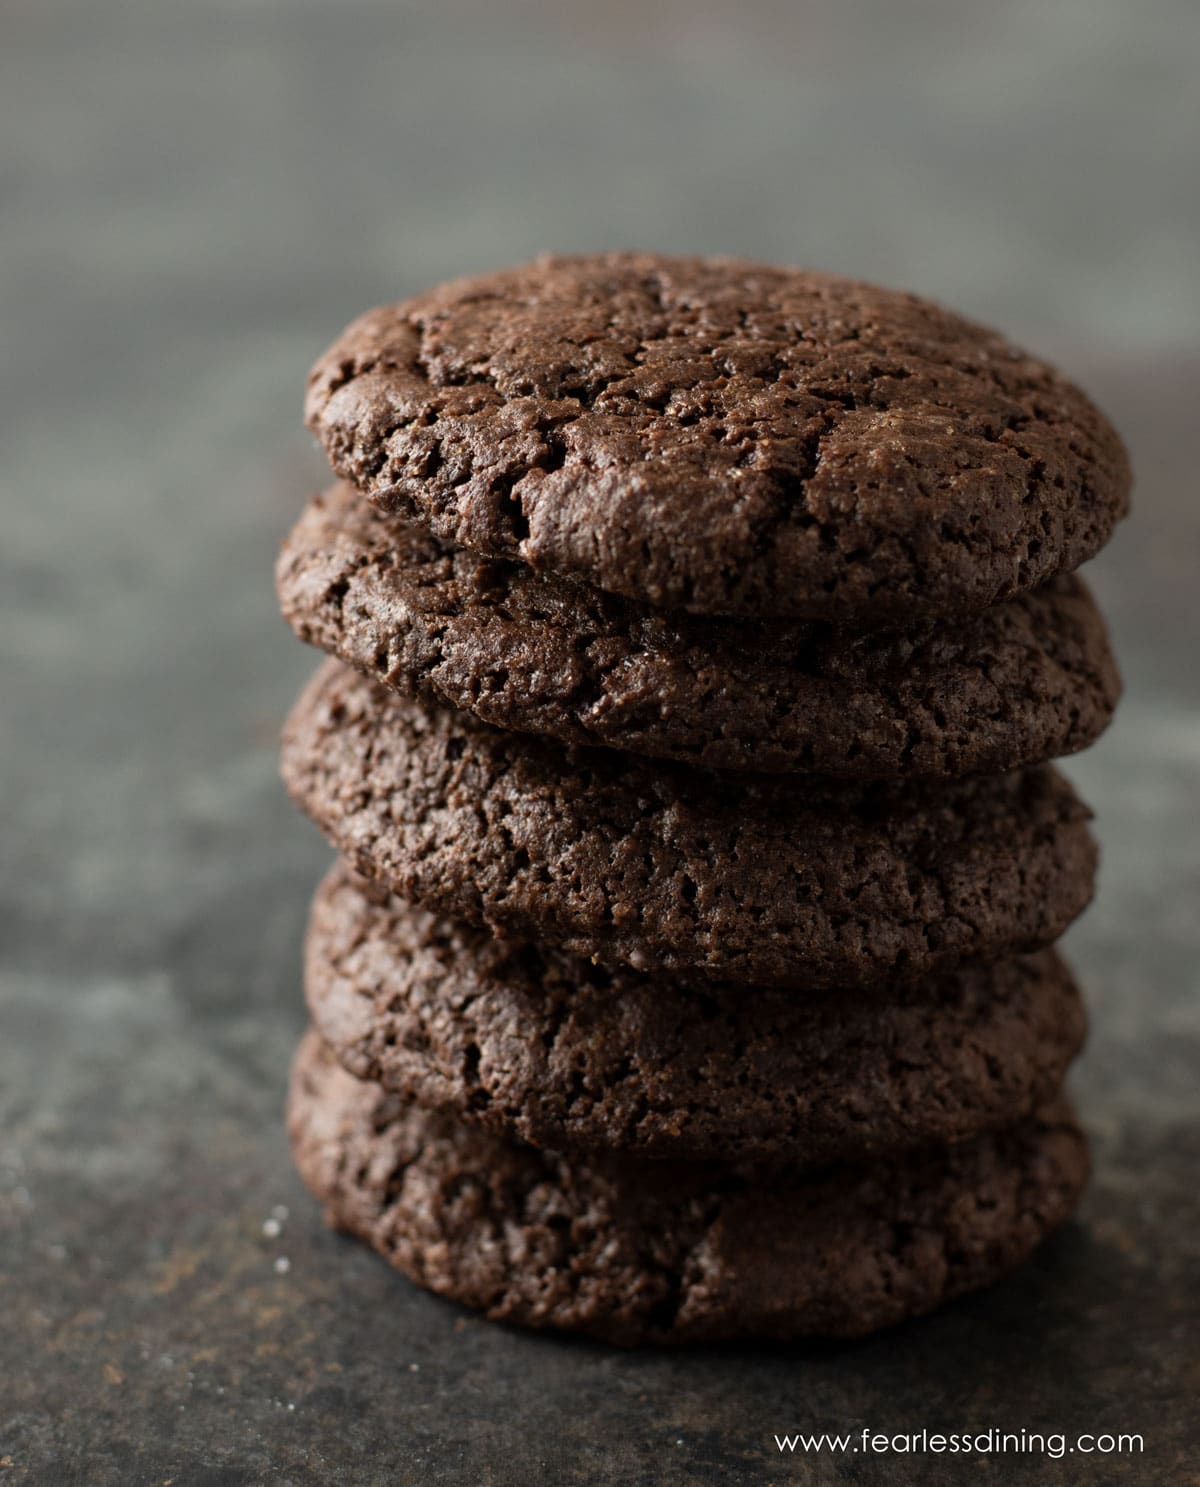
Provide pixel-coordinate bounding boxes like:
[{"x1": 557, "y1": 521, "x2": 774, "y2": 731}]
[{"x1": 288, "y1": 1031, "x2": 1088, "y2": 1345}]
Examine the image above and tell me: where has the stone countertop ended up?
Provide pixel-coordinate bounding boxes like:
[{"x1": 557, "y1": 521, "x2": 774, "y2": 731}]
[{"x1": 2, "y1": 2, "x2": 1196, "y2": 1482}]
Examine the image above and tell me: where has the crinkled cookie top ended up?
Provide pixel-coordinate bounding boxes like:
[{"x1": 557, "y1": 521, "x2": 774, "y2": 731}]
[{"x1": 306, "y1": 252, "x2": 1130, "y2": 621}]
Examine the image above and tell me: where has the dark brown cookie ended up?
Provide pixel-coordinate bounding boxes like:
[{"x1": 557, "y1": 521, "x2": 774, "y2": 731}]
[
  {"x1": 305, "y1": 862, "x2": 1087, "y2": 1165},
  {"x1": 289, "y1": 1030, "x2": 1089, "y2": 1345},
  {"x1": 305, "y1": 253, "x2": 1130, "y2": 623},
  {"x1": 277, "y1": 484, "x2": 1121, "y2": 778},
  {"x1": 281, "y1": 660, "x2": 1097, "y2": 990}
]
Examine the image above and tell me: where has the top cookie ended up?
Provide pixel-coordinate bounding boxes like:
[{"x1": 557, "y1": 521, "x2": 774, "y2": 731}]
[{"x1": 306, "y1": 253, "x2": 1130, "y2": 622}]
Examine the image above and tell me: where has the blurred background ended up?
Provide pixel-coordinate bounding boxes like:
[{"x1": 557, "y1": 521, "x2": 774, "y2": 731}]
[{"x1": 3, "y1": 2, "x2": 1197, "y2": 1483}]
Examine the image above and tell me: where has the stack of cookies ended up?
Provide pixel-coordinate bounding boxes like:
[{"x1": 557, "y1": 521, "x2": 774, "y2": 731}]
[{"x1": 277, "y1": 254, "x2": 1129, "y2": 1344}]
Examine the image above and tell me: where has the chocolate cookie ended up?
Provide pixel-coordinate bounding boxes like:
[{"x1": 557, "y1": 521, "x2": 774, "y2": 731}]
[
  {"x1": 305, "y1": 253, "x2": 1130, "y2": 623},
  {"x1": 281, "y1": 660, "x2": 1097, "y2": 990},
  {"x1": 277, "y1": 483, "x2": 1120, "y2": 777},
  {"x1": 305, "y1": 862, "x2": 1086, "y2": 1164},
  {"x1": 289, "y1": 1031, "x2": 1089, "y2": 1344}
]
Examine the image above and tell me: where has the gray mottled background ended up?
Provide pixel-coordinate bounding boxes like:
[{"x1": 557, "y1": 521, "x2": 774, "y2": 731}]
[{"x1": 2, "y1": 2, "x2": 1197, "y2": 1484}]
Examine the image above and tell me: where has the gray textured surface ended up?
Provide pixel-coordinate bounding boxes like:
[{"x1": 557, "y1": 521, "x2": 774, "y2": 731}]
[{"x1": 1, "y1": 1, "x2": 1197, "y2": 1483}]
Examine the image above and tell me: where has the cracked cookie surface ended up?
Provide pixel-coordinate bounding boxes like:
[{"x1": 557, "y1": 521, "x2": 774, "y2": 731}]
[
  {"x1": 289, "y1": 1030, "x2": 1089, "y2": 1344},
  {"x1": 305, "y1": 253, "x2": 1130, "y2": 622},
  {"x1": 278, "y1": 482, "x2": 1121, "y2": 777},
  {"x1": 305, "y1": 862, "x2": 1086, "y2": 1164},
  {"x1": 280, "y1": 660, "x2": 1097, "y2": 990}
]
